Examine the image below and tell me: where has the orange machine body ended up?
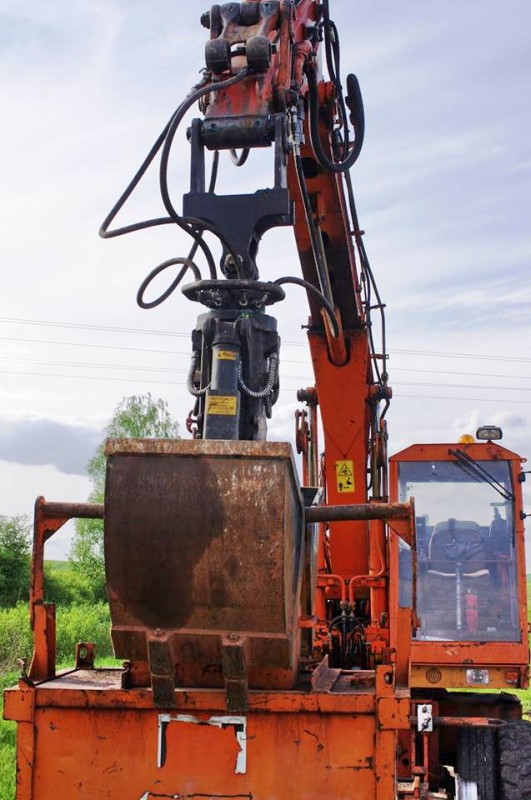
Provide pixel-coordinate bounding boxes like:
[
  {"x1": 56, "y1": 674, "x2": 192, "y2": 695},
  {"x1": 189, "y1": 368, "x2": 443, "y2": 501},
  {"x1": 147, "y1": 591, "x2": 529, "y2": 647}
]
[
  {"x1": 4, "y1": 1, "x2": 530, "y2": 798},
  {"x1": 5, "y1": 669, "x2": 408, "y2": 800}
]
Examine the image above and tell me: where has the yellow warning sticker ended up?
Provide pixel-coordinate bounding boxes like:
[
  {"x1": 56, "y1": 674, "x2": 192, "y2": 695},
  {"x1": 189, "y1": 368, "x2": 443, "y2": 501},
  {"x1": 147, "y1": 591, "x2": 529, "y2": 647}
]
[
  {"x1": 207, "y1": 395, "x2": 237, "y2": 416},
  {"x1": 335, "y1": 460, "x2": 355, "y2": 493},
  {"x1": 217, "y1": 350, "x2": 237, "y2": 361}
]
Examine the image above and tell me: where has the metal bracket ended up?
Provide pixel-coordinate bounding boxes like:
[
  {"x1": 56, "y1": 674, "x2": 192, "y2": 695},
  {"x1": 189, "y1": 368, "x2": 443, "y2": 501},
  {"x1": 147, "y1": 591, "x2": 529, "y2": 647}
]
[
  {"x1": 75, "y1": 642, "x2": 95, "y2": 670},
  {"x1": 184, "y1": 114, "x2": 293, "y2": 279},
  {"x1": 148, "y1": 636, "x2": 176, "y2": 709},
  {"x1": 221, "y1": 634, "x2": 249, "y2": 713},
  {"x1": 417, "y1": 703, "x2": 433, "y2": 733}
]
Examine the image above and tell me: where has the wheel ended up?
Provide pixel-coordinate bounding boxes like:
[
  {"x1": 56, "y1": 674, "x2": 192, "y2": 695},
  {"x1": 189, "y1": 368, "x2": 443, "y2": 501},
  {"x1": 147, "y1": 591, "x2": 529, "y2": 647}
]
[
  {"x1": 456, "y1": 727, "x2": 497, "y2": 800},
  {"x1": 498, "y1": 720, "x2": 531, "y2": 799}
]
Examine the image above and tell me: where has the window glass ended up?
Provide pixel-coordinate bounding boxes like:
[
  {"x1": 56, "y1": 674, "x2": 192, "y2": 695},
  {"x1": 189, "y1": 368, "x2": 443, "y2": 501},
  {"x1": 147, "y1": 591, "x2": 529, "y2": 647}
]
[{"x1": 398, "y1": 460, "x2": 519, "y2": 642}]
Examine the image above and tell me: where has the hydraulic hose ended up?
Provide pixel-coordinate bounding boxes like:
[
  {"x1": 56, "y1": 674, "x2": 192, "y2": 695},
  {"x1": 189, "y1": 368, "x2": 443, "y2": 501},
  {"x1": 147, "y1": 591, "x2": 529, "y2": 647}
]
[
  {"x1": 307, "y1": 67, "x2": 364, "y2": 173},
  {"x1": 100, "y1": 69, "x2": 251, "y2": 280},
  {"x1": 187, "y1": 351, "x2": 211, "y2": 397},
  {"x1": 137, "y1": 258, "x2": 202, "y2": 310},
  {"x1": 238, "y1": 352, "x2": 279, "y2": 399},
  {"x1": 159, "y1": 69, "x2": 252, "y2": 275},
  {"x1": 136, "y1": 150, "x2": 221, "y2": 309},
  {"x1": 274, "y1": 276, "x2": 339, "y2": 338}
]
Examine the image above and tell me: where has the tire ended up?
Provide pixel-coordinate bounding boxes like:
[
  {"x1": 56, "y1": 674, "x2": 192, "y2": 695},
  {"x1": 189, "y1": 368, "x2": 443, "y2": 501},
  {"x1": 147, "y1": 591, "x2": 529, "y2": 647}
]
[
  {"x1": 498, "y1": 719, "x2": 531, "y2": 800},
  {"x1": 457, "y1": 727, "x2": 497, "y2": 800}
]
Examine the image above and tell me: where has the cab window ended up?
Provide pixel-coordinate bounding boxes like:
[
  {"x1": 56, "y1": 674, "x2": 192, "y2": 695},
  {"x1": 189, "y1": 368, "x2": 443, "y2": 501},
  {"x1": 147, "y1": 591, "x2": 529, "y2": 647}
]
[{"x1": 398, "y1": 459, "x2": 519, "y2": 642}]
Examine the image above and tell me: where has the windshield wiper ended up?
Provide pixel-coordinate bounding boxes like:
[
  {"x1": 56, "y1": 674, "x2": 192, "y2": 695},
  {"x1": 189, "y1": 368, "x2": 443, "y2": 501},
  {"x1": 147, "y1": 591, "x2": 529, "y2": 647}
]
[{"x1": 448, "y1": 448, "x2": 514, "y2": 501}]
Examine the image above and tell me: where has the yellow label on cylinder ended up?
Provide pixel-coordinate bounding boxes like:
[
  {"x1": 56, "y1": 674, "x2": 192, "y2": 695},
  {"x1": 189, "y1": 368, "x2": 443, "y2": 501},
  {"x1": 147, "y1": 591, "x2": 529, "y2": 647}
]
[
  {"x1": 217, "y1": 350, "x2": 237, "y2": 361},
  {"x1": 207, "y1": 395, "x2": 237, "y2": 416}
]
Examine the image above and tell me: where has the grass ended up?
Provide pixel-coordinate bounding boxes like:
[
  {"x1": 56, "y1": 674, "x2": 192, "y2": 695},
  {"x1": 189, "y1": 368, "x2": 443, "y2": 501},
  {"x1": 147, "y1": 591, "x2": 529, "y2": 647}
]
[
  {"x1": 0, "y1": 603, "x2": 115, "y2": 799},
  {"x1": 0, "y1": 670, "x2": 17, "y2": 800},
  {"x1": 0, "y1": 602, "x2": 113, "y2": 674}
]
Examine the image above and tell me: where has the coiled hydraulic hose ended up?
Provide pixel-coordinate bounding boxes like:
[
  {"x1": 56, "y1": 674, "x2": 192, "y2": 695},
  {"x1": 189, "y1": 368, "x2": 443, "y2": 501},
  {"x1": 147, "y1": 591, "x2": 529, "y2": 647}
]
[
  {"x1": 238, "y1": 352, "x2": 279, "y2": 399},
  {"x1": 306, "y1": 0, "x2": 365, "y2": 173},
  {"x1": 187, "y1": 351, "x2": 211, "y2": 397}
]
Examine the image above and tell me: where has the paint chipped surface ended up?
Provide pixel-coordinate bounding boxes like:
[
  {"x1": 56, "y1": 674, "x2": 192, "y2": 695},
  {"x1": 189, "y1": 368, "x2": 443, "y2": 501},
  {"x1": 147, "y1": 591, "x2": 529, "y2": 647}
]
[{"x1": 157, "y1": 714, "x2": 247, "y2": 774}]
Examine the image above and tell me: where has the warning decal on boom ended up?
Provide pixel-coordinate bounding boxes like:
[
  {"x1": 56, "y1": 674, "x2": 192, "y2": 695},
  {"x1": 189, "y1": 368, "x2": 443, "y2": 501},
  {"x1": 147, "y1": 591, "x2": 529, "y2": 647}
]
[{"x1": 335, "y1": 460, "x2": 355, "y2": 493}]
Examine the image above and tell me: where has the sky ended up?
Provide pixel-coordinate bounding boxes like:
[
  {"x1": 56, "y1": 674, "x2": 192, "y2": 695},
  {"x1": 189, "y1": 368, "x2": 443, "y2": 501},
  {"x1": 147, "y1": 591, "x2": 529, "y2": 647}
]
[{"x1": 1, "y1": 0, "x2": 530, "y2": 559}]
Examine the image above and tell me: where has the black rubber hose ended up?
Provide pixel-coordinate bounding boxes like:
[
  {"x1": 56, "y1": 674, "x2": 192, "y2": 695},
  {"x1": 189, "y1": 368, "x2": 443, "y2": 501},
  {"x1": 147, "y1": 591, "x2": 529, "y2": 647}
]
[
  {"x1": 307, "y1": 67, "x2": 362, "y2": 173},
  {"x1": 309, "y1": 0, "x2": 365, "y2": 171},
  {"x1": 99, "y1": 77, "x2": 218, "y2": 278},
  {"x1": 322, "y1": 0, "x2": 338, "y2": 83},
  {"x1": 136, "y1": 150, "x2": 220, "y2": 310},
  {"x1": 230, "y1": 148, "x2": 250, "y2": 166},
  {"x1": 318, "y1": 0, "x2": 351, "y2": 156},
  {"x1": 159, "y1": 69, "x2": 252, "y2": 275},
  {"x1": 100, "y1": 70, "x2": 250, "y2": 278},
  {"x1": 99, "y1": 75, "x2": 211, "y2": 238},
  {"x1": 137, "y1": 258, "x2": 202, "y2": 310},
  {"x1": 274, "y1": 276, "x2": 339, "y2": 337},
  {"x1": 293, "y1": 152, "x2": 334, "y2": 307},
  {"x1": 344, "y1": 168, "x2": 386, "y2": 385},
  {"x1": 345, "y1": 73, "x2": 365, "y2": 164}
]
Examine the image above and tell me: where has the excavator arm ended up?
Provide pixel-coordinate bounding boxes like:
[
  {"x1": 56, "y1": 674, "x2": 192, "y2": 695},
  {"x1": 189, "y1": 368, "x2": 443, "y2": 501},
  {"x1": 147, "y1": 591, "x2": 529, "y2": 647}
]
[
  {"x1": 102, "y1": 0, "x2": 389, "y2": 528},
  {"x1": 99, "y1": 0, "x2": 395, "y2": 664}
]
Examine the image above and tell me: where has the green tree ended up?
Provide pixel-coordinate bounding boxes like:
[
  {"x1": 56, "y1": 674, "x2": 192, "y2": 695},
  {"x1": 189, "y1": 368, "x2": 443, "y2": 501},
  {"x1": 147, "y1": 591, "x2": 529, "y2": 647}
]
[
  {"x1": 0, "y1": 516, "x2": 30, "y2": 607},
  {"x1": 70, "y1": 394, "x2": 179, "y2": 600}
]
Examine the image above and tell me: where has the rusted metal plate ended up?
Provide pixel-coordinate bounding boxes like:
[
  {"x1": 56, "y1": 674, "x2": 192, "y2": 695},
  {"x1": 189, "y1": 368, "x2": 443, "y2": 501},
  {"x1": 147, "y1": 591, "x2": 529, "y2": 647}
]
[
  {"x1": 104, "y1": 439, "x2": 304, "y2": 689},
  {"x1": 377, "y1": 697, "x2": 410, "y2": 730},
  {"x1": 4, "y1": 673, "x2": 377, "y2": 715}
]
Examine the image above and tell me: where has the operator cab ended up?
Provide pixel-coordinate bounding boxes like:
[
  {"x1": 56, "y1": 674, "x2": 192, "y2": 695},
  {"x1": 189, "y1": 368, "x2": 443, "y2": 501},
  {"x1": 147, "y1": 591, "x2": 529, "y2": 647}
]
[{"x1": 390, "y1": 431, "x2": 526, "y2": 646}]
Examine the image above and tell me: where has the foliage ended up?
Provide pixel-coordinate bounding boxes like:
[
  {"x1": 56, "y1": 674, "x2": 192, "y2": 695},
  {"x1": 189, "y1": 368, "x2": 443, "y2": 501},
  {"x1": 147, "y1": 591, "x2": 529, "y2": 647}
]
[
  {"x1": 0, "y1": 602, "x2": 115, "y2": 800},
  {"x1": 0, "y1": 603, "x2": 113, "y2": 674},
  {"x1": 0, "y1": 670, "x2": 17, "y2": 800},
  {"x1": 0, "y1": 516, "x2": 30, "y2": 607},
  {"x1": 69, "y1": 517, "x2": 107, "y2": 602},
  {"x1": 43, "y1": 561, "x2": 95, "y2": 605},
  {"x1": 69, "y1": 394, "x2": 179, "y2": 600}
]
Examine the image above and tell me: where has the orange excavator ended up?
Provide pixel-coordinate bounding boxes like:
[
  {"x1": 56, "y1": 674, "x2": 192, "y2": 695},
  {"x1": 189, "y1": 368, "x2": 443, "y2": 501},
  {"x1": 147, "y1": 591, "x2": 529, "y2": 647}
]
[{"x1": 4, "y1": 2, "x2": 531, "y2": 798}]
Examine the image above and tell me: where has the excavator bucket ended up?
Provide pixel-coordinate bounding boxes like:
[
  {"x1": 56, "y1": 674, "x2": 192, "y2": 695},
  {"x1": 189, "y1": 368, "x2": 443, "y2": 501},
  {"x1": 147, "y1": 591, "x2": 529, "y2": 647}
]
[{"x1": 104, "y1": 439, "x2": 305, "y2": 703}]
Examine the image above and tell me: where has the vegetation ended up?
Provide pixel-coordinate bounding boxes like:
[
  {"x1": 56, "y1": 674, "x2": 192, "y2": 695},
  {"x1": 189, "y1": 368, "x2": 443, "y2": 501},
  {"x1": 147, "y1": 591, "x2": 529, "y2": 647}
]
[
  {"x1": 0, "y1": 604, "x2": 117, "y2": 800},
  {"x1": 0, "y1": 602, "x2": 113, "y2": 673},
  {"x1": 0, "y1": 670, "x2": 17, "y2": 800},
  {"x1": 0, "y1": 602, "x2": 114, "y2": 800},
  {"x1": 0, "y1": 516, "x2": 30, "y2": 607},
  {"x1": 69, "y1": 393, "x2": 179, "y2": 601}
]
